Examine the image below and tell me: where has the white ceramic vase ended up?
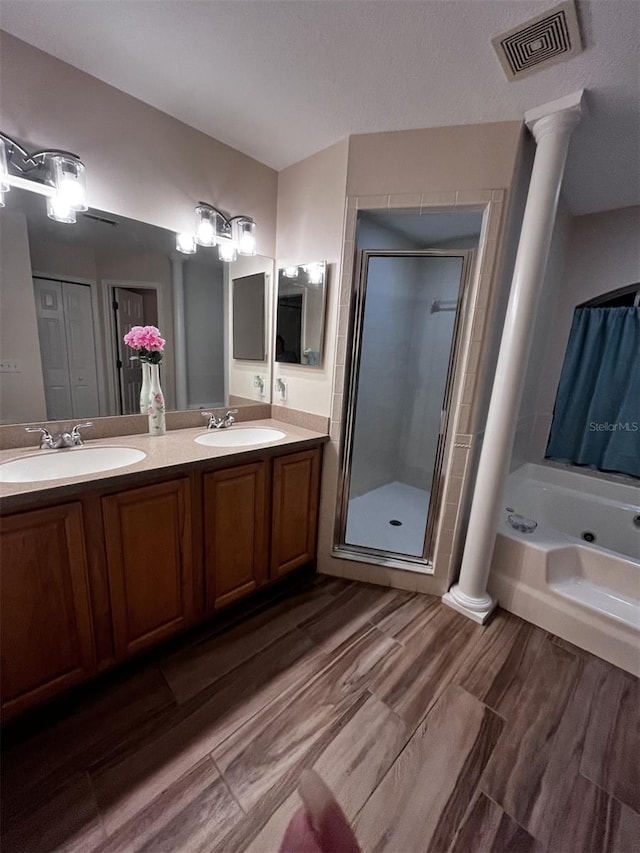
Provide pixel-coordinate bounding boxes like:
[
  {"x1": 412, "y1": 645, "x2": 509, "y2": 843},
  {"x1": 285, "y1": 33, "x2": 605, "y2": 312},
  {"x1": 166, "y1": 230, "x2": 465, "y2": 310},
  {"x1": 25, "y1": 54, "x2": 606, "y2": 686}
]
[
  {"x1": 147, "y1": 363, "x2": 166, "y2": 436},
  {"x1": 139, "y1": 362, "x2": 152, "y2": 414}
]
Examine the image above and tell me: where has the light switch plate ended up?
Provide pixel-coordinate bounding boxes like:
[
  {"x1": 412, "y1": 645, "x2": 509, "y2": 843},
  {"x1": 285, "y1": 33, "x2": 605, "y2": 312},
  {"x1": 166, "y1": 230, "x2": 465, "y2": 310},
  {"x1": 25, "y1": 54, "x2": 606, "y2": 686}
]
[{"x1": 0, "y1": 358, "x2": 22, "y2": 373}]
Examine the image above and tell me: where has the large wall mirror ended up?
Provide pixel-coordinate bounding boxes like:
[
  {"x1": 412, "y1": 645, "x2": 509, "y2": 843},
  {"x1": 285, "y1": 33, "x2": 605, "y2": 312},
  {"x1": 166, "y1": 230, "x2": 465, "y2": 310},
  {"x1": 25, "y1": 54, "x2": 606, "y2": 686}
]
[
  {"x1": 0, "y1": 187, "x2": 273, "y2": 425},
  {"x1": 276, "y1": 262, "x2": 327, "y2": 367}
]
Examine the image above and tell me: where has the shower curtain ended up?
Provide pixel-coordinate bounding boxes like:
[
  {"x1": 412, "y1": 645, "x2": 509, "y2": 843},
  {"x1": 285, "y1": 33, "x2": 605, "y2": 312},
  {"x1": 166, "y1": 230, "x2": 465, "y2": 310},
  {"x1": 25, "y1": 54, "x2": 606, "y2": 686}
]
[{"x1": 546, "y1": 306, "x2": 640, "y2": 478}]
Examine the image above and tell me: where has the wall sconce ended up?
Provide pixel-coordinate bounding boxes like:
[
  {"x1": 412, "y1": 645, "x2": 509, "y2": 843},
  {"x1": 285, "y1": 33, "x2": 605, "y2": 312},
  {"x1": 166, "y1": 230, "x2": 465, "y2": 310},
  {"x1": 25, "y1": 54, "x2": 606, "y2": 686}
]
[
  {"x1": 176, "y1": 202, "x2": 256, "y2": 262},
  {"x1": 0, "y1": 133, "x2": 88, "y2": 223}
]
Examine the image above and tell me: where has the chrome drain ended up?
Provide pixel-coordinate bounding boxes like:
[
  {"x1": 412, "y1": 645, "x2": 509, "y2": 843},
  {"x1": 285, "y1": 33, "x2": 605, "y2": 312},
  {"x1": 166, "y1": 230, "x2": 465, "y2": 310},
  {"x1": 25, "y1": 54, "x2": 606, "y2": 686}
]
[{"x1": 582, "y1": 531, "x2": 596, "y2": 543}]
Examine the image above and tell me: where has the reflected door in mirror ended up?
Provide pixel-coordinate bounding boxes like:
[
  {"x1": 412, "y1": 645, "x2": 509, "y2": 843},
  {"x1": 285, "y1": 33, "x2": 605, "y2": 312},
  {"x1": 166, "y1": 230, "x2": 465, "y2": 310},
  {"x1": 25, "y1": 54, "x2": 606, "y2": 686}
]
[{"x1": 34, "y1": 278, "x2": 100, "y2": 421}]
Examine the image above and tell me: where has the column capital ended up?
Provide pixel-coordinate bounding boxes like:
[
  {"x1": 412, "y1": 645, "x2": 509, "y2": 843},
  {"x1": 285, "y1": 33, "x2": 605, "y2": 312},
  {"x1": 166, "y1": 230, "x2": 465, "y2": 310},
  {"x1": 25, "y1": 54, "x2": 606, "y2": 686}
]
[{"x1": 525, "y1": 89, "x2": 585, "y2": 142}]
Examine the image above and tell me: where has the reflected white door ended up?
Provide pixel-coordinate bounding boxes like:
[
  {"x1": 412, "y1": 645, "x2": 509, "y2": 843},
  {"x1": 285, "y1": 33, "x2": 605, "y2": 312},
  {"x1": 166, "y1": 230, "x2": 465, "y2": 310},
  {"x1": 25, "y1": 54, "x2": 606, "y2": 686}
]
[
  {"x1": 34, "y1": 279, "x2": 99, "y2": 420},
  {"x1": 114, "y1": 287, "x2": 144, "y2": 415},
  {"x1": 62, "y1": 283, "x2": 100, "y2": 417}
]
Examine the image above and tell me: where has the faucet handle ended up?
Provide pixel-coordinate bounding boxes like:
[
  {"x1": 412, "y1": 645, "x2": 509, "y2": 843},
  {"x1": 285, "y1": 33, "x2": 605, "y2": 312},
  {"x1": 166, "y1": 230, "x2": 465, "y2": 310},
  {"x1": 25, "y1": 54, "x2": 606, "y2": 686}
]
[
  {"x1": 71, "y1": 422, "x2": 93, "y2": 443},
  {"x1": 25, "y1": 426, "x2": 52, "y2": 436},
  {"x1": 202, "y1": 411, "x2": 219, "y2": 429},
  {"x1": 71, "y1": 421, "x2": 93, "y2": 434},
  {"x1": 224, "y1": 409, "x2": 238, "y2": 425},
  {"x1": 25, "y1": 426, "x2": 54, "y2": 449}
]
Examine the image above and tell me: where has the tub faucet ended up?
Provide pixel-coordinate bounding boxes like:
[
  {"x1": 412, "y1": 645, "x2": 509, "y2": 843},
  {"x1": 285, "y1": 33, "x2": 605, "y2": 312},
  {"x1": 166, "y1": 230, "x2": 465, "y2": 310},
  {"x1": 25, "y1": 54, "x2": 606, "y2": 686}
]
[
  {"x1": 202, "y1": 410, "x2": 238, "y2": 430},
  {"x1": 26, "y1": 422, "x2": 93, "y2": 449}
]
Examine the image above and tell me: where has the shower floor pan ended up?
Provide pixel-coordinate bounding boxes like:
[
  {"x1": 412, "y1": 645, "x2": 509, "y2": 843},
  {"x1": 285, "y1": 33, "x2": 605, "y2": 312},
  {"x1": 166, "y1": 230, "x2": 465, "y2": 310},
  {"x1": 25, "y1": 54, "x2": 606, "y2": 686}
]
[{"x1": 345, "y1": 481, "x2": 430, "y2": 558}]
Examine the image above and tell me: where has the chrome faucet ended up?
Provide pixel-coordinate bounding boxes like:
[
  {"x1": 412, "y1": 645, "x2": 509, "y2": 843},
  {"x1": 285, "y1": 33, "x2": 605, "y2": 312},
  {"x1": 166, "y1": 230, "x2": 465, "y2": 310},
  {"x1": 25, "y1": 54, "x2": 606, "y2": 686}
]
[
  {"x1": 201, "y1": 410, "x2": 238, "y2": 430},
  {"x1": 26, "y1": 422, "x2": 93, "y2": 449}
]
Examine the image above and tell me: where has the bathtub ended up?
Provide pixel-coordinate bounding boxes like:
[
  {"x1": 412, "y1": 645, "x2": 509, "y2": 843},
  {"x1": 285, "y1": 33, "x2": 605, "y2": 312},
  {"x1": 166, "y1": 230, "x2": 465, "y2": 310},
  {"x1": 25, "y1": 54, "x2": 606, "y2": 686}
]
[{"x1": 489, "y1": 462, "x2": 640, "y2": 676}]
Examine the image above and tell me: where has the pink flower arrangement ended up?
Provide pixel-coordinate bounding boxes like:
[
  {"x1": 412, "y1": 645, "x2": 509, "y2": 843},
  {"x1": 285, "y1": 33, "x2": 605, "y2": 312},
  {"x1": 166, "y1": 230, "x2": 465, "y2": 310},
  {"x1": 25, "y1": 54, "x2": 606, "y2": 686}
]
[{"x1": 123, "y1": 325, "x2": 166, "y2": 364}]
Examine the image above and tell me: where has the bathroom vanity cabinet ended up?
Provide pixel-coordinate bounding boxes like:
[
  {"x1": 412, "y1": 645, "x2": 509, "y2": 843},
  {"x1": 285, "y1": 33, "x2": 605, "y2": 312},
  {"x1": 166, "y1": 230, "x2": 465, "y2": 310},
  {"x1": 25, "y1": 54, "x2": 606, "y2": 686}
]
[{"x1": 0, "y1": 442, "x2": 323, "y2": 720}]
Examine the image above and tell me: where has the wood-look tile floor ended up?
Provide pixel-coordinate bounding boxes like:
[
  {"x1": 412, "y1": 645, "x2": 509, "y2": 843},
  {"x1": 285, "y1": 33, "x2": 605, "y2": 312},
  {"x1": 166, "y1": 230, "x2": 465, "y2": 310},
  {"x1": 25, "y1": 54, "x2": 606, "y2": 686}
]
[{"x1": 2, "y1": 576, "x2": 639, "y2": 853}]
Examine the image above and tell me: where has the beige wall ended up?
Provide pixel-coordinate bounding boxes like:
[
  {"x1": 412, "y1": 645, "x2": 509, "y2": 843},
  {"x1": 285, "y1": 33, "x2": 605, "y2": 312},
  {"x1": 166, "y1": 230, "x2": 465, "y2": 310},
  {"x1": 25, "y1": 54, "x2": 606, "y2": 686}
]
[
  {"x1": 0, "y1": 32, "x2": 278, "y2": 255},
  {"x1": 347, "y1": 122, "x2": 523, "y2": 197},
  {"x1": 0, "y1": 211, "x2": 46, "y2": 424},
  {"x1": 274, "y1": 139, "x2": 349, "y2": 417}
]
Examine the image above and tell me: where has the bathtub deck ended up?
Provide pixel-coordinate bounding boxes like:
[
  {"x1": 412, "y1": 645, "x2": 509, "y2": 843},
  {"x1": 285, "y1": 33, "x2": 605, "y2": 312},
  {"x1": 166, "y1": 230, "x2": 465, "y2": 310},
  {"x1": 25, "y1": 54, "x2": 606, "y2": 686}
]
[{"x1": 1, "y1": 577, "x2": 638, "y2": 852}]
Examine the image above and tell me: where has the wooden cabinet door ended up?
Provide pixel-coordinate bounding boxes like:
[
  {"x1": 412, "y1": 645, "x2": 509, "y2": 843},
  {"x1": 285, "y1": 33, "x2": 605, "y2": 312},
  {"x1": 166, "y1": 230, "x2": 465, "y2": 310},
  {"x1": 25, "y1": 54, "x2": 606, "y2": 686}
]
[
  {"x1": 102, "y1": 479, "x2": 193, "y2": 658},
  {"x1": 203, "y1": 461, "x2": 267, "y2": 611},
  {"x1": 0, "y1": 503, "x2": 96, "y2": 718},
  {"x1": 271, "y1": 448, "x2": 321, "y2": 577}
]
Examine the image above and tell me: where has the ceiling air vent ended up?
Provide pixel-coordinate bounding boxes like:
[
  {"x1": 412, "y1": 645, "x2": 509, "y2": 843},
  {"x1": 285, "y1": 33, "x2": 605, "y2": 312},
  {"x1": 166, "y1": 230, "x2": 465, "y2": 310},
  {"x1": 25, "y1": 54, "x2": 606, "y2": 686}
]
[{"x1": 492, "y1": 0, "x2": 582, "y2": 81}]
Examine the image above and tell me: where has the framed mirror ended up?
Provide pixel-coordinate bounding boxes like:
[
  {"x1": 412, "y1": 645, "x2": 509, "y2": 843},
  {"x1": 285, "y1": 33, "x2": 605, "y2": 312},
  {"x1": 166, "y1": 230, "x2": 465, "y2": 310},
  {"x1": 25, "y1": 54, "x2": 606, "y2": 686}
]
[
  {"x1": 0, "y1": 187, "x2": 273, "y2": 425},
  {"x1": 232, "y1": 272, "x2": 266, "y2": 360},
  {"x1": 276, "y1": 262, "x2": 327, "y2": 367}
]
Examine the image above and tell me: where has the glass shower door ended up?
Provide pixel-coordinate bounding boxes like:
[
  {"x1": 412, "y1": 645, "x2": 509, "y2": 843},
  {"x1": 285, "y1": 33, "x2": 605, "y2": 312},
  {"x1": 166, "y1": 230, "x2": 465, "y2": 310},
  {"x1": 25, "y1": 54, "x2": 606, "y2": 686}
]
[{"x1": 339, "y1": 251, "x2": 470, "y2": 564}]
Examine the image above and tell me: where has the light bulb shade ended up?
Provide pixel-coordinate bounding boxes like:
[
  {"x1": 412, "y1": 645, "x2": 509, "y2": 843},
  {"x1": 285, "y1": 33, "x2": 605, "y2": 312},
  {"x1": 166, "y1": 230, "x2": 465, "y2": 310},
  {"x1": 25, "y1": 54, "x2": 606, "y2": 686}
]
[
  {"x1": 50, "y1": 154, "x2": 87, "y2": 211},
  {"x1": 195, "y1": 204, "x2": 216, "y2": 246},
  {"x1": 304, "y1": 262, "x2": 324, "y2": 285},
  {"x1": 232, "y1": 217, "x2": 256, "y2": 256},
  {"x1": 47, "y1": 194, "x2": 77, "y2": 223},
  {"x1": 0, "y1": 138, "x2": 9, "y2": 194},
  {"x1": 218, "y1": 238, "x2": 237, "y2": 262},
  {"x1": 283, "y1": 266, "x2": 299, "y2": 279},
  {"x1": 176, "y1": 232, "x2": 197, "y2": 254}
]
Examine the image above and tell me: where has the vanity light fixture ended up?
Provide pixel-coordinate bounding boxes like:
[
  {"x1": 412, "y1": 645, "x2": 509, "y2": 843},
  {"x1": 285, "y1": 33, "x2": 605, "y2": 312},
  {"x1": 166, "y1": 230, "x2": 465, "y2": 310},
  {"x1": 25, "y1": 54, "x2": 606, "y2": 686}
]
[
  {"x1": 176, "y1": 232, "x2": 197, "y2": 254},
  {"x1": 194, "y1": 203, "x2": 217, "y2": 247},
  {"x1": 0, "y1": 132, "x2": 88, "y2": 223},
  {"x1": 304, "y1": 263, "x2": 324, "y2": 286},
  {"x1": 217, "y1": 237, "x2": 237, "y2": 263},
  {"x1": 176, "y1": 202, "x2": 256, "y2": 262},
  {"x1": 232, "y1": 216, "x2": 257, "y2": 256},
  {"x1": 282, "y1": 263, "x2": 325, "y2": 286}
]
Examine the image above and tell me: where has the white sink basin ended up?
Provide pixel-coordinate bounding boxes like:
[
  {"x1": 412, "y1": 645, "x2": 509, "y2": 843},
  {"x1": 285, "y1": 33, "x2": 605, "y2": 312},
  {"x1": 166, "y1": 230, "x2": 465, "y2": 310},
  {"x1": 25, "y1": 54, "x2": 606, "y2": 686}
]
[
  {"x1": 0, "y1": 447, "x2": 147, "y2": 483},
  {"x1": 195, "y1": 427, "x2": 286, "y2": 448}
]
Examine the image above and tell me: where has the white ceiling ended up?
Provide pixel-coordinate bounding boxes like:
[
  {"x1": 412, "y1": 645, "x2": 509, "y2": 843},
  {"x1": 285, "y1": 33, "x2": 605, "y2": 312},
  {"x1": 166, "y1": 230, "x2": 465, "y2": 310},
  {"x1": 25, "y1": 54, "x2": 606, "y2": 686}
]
[{"x1": 1, "y1": 1, "x2": 638, "y2": 215}]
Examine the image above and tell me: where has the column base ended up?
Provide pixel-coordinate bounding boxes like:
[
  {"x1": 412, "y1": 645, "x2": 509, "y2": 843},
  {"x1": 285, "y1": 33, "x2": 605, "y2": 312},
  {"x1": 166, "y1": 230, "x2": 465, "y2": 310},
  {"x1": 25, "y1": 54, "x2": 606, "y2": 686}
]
[{"x1": 442, "y1": 585, "x2": 497, "y2": 625}]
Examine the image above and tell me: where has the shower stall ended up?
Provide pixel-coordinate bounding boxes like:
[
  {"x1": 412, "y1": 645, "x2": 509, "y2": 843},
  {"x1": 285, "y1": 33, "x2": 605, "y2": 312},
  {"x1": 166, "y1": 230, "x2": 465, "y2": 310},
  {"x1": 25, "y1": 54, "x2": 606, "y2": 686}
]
[{"x1": 335, "y1": 210, "x2": 482, "y2": 571}]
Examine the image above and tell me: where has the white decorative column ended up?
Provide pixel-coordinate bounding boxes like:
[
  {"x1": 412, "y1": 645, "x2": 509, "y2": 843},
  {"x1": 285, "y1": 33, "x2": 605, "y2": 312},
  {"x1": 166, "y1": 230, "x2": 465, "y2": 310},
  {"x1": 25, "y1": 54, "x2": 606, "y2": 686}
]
[
  {"x1": 443, "y1": 90, "x2": 584, "y2": 623},
  {"x1": 171, "y1": 254, "x2": 188, "y2": 410}
]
